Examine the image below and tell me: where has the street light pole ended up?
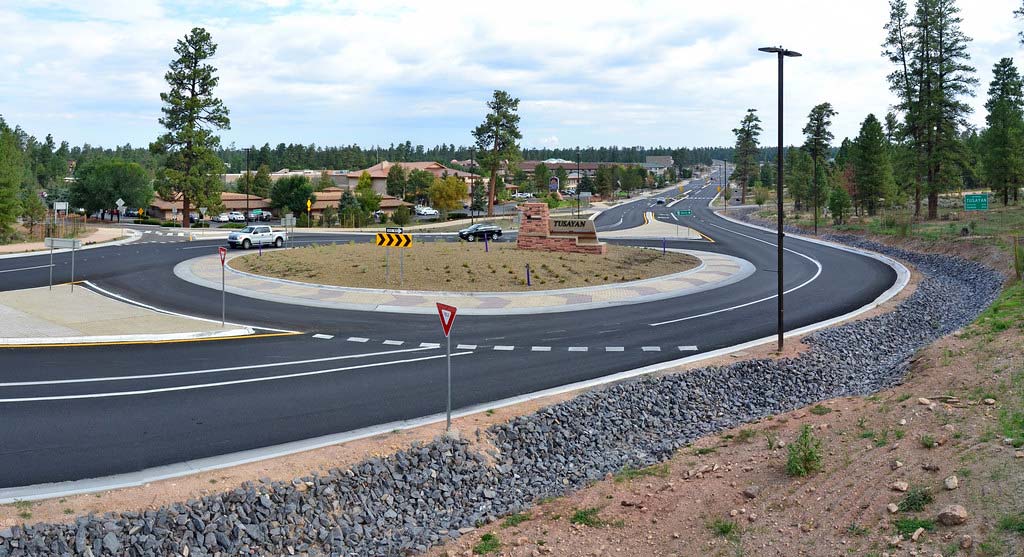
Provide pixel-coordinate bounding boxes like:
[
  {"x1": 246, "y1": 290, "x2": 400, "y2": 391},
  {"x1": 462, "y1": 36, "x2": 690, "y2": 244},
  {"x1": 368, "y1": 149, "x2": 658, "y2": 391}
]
[
  {"x1": 576, "y1": 148, "x2": 581, "y2": 218},
  {"x1": 243, "y1": 147, "x2": 251, "y2": 224},
  {"x1": 758, "y1": 45, "x2": 801, "y2": 352}
]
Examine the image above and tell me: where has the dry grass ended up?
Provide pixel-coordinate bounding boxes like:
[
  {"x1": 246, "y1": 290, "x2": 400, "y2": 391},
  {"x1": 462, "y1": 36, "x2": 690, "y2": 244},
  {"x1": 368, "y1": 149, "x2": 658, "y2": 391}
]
[{"x1": 232, "y1": 242, "x2": 698, "y2": 292}]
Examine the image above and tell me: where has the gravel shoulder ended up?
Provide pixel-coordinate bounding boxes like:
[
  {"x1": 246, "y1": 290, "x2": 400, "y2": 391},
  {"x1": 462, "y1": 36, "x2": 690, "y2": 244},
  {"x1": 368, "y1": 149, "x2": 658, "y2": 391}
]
[{"x1": 232, "y1": 242, "x2": 699, "y2": 292}]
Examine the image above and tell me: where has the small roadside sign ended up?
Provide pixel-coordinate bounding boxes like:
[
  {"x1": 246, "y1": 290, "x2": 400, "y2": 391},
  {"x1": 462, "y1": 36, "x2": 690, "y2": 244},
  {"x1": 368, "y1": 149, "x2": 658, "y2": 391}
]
[
  {"x1": 218, "y1": 247, "x2": 228, "y2": 325},
  {"x1": 44, "y1": 238, "x2": 81, "y2": 250},
  {"x1": 964, "y1": 193, "x2": 989, "y2": 211},
  {"x1": 386, "y1": 227, "x2": 403, "y2": 234},
  {"x1": 115, "y1": 198, "x2": 125, "y2": 208},
  {"x1": 199, "y1": 207, "x2": 208, "y2": 216},
  {"x1": 676, "y1": 210, "x2": 693, "y2": 216},
  {"x1": 218, "y1": 246, "x2": 227, "y2": 265},
  {"x1": 717, "y1": 186, "x2": 721, "y2": 192},
  {"x1": 306, "y1": 199, "x2": 312, "y2": 212},
  {"x1": 54, "y1": 201, "x2": 69, "y2": 212},
  {"x1": 437, "y1": 302, "x2": 457, "y2": 337},
  {"x1": 375, "y1": 233, "x2": 412, "y2": 248},
  {"x1": 137, "y1": 208, "x2": 144, "y2": 217}
]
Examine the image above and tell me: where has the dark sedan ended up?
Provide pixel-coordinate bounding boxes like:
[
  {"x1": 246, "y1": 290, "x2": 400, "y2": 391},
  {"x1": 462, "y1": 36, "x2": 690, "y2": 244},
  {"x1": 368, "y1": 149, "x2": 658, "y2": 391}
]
[{"x1": 458, "y1": 223, "x2": 503, "y2": 242}]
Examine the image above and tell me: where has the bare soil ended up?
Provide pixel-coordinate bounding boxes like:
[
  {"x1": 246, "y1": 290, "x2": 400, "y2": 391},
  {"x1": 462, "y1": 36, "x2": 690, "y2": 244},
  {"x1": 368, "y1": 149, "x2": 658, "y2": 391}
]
[{"x1": 232, "y1": 242, "x2": 699, "y2": 292}]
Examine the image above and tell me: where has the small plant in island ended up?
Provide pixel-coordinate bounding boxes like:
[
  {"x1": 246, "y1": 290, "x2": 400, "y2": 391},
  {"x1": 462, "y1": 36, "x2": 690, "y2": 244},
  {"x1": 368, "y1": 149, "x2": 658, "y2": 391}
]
[
  {"x1": 614, "y1": 463, "x2": 670, "y2": 483},
  {"x1": 472, "y1": 533, "x2": 501, "y2": 555},
  {"x1": 786, "y1": 425, "x2": 823, "y2": 477},
  {"x1": 894, "y1": 518, "x2": 935, "y2": 536},
  {"x1": 898, "y1": 487, "x2": 934, "y2": 512},
  {"x1": 709, "y1": 518, "x2": 739, "y2": 541},
  {"x1": 810, "y1": 404, "x2": 832, "y2": 416},
  {"x1": 998, "y1": 512, "x2": 1024, "y2": 534},
  {"x1": 919, "y1": 434, "x2": 937, "y2": 449}
]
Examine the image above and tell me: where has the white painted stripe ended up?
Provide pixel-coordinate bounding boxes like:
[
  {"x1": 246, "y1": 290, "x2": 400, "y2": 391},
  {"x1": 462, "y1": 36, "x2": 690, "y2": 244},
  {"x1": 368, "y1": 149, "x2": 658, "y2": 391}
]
[
  {"x1": 0, "y1": 264, "x2": 52, "y2": 274},
  {"x1": 678, "y1": 345, "x2": 698, "y2": 351},
  {"x1": 312, "y1": 334, "x2": 334, "y2": 340},
  {"x1": 382, "y1": 340, "x2": 404, "y2": 346},
  {"x1": 419, "y1": 342, "x2": 441, "y2": 348},
  {"x1": 531, "y1": 346, "x2": 551, "y2": 352},
  {"x1": 347, "y1": 337, "x2": 369, "y2": 343},
  {"x1": 568, "y1": 346, "x2": 588, "y2": 352},
  {"x1": 494, "y1": 345, "x2": 514, "y2": 351},
  {"x1": 0, "y1": 352, "x2": 475, "y2": 403},
  {"x1": 82, "y1": 281, "x2": 297, "y2": 334},
  {"x1": 456, "y1": 344, "x2": 477, "y2": 350},
  {"x1": 649, "y1": 224, "x2": 823, "y2": 327},
  {"x1": 641, "y1": 346, "x2": 661, "y2": 352},
  {"x1": 605, "y1": 346, "x2": 624, "y2": 352}
]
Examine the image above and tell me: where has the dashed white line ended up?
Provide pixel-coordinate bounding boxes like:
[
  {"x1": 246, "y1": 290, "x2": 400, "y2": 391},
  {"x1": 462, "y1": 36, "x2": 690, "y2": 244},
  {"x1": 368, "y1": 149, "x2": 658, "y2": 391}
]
[
  {"x1": 568, "y1": 347, "x2": 589, "y2": 352},
  {"x1": 641, "y1": 346, "x2": 661, "y2": 352},
  {"x1": 494, "y1": 345, "x2": 514, "y2": 351},
  {"x1": 419, "y1": 342, "x2": 441, "y2": 348},
  {"x1": 678, "y1": 345, "x2": 698, "y2": 351},
  {"x1": 456, "y1": 344, "x2": 477, "y2": 350},
  {"x1": 531, "y1": 346, "x2": 551, "y2": 352},
  {"x1": 312, "y1": 334, "x2": 334, "y2": 340},
  {"x1": 382, "y1": 340, "x2": 404, "y2": 346},
  {"x1": 605, "y1": 346, "x2": 624, "y2": 352},
  {"x1": 347, "y1": 337, "x2": 369, "y2": 343}
]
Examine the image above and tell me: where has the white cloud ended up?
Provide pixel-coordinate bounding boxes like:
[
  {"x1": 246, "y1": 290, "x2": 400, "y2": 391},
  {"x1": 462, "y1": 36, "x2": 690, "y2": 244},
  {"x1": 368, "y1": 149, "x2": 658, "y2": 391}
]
[{"x1": 2, "y1": 0, "x2": 1023, "y2": 149}]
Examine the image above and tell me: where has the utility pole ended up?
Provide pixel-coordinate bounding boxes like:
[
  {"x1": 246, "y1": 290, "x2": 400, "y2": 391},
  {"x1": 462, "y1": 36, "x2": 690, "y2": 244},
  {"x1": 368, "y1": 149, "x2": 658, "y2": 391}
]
[
  {"x1": 243, "y1": 147, "x2": 252, "y2": 223},
  {"x1": 576, "y1": 148, "x2": 581, "y2": 218}
]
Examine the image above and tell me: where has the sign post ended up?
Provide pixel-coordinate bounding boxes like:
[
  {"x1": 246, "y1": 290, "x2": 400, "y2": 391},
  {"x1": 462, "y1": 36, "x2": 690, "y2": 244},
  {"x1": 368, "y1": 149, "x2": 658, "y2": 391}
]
[
  {"x1": 306, "y1": 199, "x2": 312, "y2": 227},
  {"x1": 115, "y1": 198, "x2": 126, "y2": 239},
  {"x1": 387, "y1": 227, "x2": 404, "y2": 285},
  {"x1": 375, "y1": 232, "x2": 413, "y2": 285},
  {"x1": 436, "y1": 302, "x2": 458, "y2": 431},
  {"x1": 44, "y1": 238, "x2": 81, "y2": 291},
  {"x1": 218, "y1": 247, "x2": 227, "y2": 326}
]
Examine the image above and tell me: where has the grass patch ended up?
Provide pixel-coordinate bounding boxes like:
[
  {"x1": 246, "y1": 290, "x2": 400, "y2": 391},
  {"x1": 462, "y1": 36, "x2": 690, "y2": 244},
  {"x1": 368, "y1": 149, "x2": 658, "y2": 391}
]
[
  {"x1": 919, "y1": 434, "x2": 937, "y2": 449},
  {"x1": 735, "y1": 428, "x2": 757, "y2": 443},
  {"x1": 569, "y1": 507, "x2": 622, "y2": 528},
  {"x1": 614, "y1": 463, "x2": 670, "y2": 483},
  {"x1": 12, "y1": 500, "x2": 31, "y2": 519},
  {"x1": 846, "y1": 523, "x2": 870, "y2": 536},
  {"x1": 967, "y1": 281, "x2": 1024, "y2": 337},
  {"x1": 998, "y1": 512, "x2": 1024, "y2": 534},
  {"x1": 809, "y1": 404, "x2": 833, "y2": 416},
  {"x1": 501, "y1": 512, "x2": 531, "y2": 529},
  {"x1": 896, "y1": 393, "x2": 912, "y2": 403},
  {"x1": 708, "y1": 518, "x2": 739, "y2": 541},
  {"x1": 898, "y1": 487, "x2": 934, "y2": 512},
  {"x1": 693, "y1": 447, "x2": 717, "y2": 456},
  {"x1": 786, "y1": 425, "x2": 823, "y2": 477},
  {"x1": 894, "y1": 518, "x2": 936, "y2": 537},
  {"x1": 472, "y1": 533, "x2": 501, "y2": 555}
]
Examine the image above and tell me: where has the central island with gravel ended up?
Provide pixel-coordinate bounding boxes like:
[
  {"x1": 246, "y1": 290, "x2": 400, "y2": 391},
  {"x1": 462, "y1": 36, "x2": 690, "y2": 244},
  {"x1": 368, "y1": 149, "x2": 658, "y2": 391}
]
[{"x1": 231, "y1": 242, "x2": 699, "y2": 292}]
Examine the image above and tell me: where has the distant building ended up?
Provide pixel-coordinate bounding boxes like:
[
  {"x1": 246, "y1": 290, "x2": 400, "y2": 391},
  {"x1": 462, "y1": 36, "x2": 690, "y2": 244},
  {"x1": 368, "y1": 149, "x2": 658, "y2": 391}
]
[
  {"x1": 346, "y1": 161, "x2": 477, "y2": 195},
  {"x1": 148, "y1": 192, "x2": 270, "y2": 220},
  {"x1": 308, "y1": 189, "x2": 411, "y2": 219},
  {"x1": 643, "y1": 155, "x2": 674, "y2": 175}
]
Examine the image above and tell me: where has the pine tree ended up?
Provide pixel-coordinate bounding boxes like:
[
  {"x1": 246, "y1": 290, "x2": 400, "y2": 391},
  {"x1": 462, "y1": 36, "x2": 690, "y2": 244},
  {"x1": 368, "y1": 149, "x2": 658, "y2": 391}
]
[
  {"x1": 981, "y1": 57, "x2": 1024, "y2": 204},
  {"x1": 149, "y1": 28, "x2": 230, "y2": 229},
  {"x1": 472, "y1": 91, "x2": 522, "y2": 216},
  {"x1": 731, "y1": 109, "x2": 762, "y2": 204},
  {"x1": 802, "y1": 103, "x2": 838, "y2": 233},
  {"x1": 0, "y1": 124, "x2": 23, "y2": 241},
  {"x1": 852, "y1": 114, "x2": 897, "y2": 215}
]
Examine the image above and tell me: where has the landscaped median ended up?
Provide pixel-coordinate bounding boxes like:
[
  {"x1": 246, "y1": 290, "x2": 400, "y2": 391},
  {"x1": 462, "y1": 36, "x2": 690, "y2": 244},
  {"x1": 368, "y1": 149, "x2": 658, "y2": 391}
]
[{"x1": 173, "y1": 243, "x2": 753, "y2": 315}]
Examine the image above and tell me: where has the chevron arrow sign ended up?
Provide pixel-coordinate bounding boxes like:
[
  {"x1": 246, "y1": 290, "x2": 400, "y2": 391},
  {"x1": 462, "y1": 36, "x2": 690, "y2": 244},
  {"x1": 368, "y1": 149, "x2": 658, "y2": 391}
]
[{"x1": 375, "y1": 233, "x2": 413, "y2": 248}]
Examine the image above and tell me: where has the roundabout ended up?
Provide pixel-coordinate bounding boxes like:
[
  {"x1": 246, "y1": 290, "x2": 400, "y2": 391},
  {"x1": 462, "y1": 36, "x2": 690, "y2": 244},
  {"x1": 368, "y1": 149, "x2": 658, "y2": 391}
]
[{"x1": 0, "y1": 173, "x2": 905, "y2": 496}]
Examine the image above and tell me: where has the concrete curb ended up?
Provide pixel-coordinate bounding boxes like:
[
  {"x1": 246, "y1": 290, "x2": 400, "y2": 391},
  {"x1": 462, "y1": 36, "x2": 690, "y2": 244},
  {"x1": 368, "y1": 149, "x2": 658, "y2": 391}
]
[
  {"x1": 173, "y1": 250, "x2": 755, "y2": 316},
  {"x1": 0, "y1": 229, "x2": 142, "y2": 260},
  {"x1": 0, "y1": 327, "x2": 255, "y2": 346}
]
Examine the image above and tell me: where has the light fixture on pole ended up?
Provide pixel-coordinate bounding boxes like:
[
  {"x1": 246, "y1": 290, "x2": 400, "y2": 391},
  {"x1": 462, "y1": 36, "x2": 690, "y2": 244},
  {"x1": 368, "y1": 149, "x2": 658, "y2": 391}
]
[{"x1": 758, "y1": 45, "x2": 801, "y2": 352}]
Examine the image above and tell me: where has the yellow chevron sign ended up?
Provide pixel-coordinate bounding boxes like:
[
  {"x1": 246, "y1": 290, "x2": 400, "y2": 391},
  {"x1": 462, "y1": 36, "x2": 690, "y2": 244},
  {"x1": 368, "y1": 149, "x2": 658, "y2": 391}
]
[{"x1": 375, "y1": 233, "x2": 412, "y2": 248}]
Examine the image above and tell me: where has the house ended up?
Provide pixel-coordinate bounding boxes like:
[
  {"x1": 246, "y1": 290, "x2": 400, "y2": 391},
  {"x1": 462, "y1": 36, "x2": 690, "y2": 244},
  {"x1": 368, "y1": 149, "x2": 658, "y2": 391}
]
[
  {"x1": 148, "y1": 192, "x2": 271, "y2": 220},
  {"x1": 346, "y1": 161, "x2": 477, "y2": 195},
  {"x1": 643, "y1": 156, "x2": 674, "y2": 175},
  {"x1": 307, "y1": 190, "x2": 411, "y2": 219},
  {"x1": 221, "y1": 169, "x2": 348, "y2": 188}
]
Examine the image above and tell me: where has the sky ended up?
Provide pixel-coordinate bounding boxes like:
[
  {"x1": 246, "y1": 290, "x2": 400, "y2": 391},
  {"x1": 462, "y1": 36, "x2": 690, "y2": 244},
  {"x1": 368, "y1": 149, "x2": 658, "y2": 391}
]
[{"x1": 2, "y1": 0, "x2": 1023, "y2": 151}]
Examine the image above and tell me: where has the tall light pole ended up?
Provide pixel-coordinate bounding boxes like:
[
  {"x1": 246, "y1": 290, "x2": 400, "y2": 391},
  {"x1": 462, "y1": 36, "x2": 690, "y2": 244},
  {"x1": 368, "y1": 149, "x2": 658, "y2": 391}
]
[
  {"x1": 758, "y1": 45, "x2": 801, "y2": 352},
  {"x1": 576, "y1": 148, "x2": 581, "y2": 218},
  {"x1": 243, "y1": 147, "x2": 252, "y2": 223}
]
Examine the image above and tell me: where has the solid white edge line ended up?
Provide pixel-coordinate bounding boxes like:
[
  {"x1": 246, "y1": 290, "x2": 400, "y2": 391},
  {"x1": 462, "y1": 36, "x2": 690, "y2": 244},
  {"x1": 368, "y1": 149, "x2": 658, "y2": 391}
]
[
  {"x1": 82, "y1": 281, "x2": 297, "y2": 334},
  {"x1": 0, "y1": 187, "x2": 911, "y2": 503},
  {"x1": 0, "y1": 264, "x2": 53, "y2": 274}
]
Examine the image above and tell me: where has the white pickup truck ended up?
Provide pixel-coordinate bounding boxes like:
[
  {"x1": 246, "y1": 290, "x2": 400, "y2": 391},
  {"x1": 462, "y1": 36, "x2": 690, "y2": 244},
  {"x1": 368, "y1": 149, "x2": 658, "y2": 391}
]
[{"x1": 226, "y1": 225, "x2": 287, "y2": 249}]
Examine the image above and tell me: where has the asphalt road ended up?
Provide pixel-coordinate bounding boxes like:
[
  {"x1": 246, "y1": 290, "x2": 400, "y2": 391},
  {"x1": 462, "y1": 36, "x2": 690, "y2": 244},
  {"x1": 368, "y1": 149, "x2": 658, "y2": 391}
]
[{"x1": 0, "y1": 167, "x2": 897, "y2": 488}]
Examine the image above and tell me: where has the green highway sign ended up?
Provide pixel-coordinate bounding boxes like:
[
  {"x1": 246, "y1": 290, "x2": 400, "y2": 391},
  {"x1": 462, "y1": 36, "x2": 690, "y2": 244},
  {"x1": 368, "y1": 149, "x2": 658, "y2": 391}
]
[
  {"x1": 964, "y1": 193, "x2": 989, "y2": 211},
  {"x1": 676, "y1": 210, "x2": 693, "y2": 216}
]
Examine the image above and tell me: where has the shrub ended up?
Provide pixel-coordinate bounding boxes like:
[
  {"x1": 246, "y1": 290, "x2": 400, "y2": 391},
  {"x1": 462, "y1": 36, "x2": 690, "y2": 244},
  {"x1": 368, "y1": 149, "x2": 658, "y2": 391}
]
[
  {"x1": 472, "y1": 533, "x2": 500, "y2": 555},
  {"x1": 809, "y1": 404, "x2": 832, "y2": 416},
  {"x1": 786, "y1": 425, "x2": 823, "y2": 477},
  {"x1": 159, "y1": 221, "x2": 181, "y2": 227},
  {"x1": 919, "y1": 434, "x2": 937, "y2": 449},
  {"x1": 893, "y1": 518, "x2": 935, "y2": 536},
  {"x1": 570, "y1": 508, "x2": 603, "y2": 527},
  {"x1": 753, "y1": 186, "x2": 770, "y2": 206},
  {"x1": 998, "y1": 512, "x2": 1024, "y2": 534},
  {"x1": 391, "y1": 205, "x2": 412, "y2": 226},
  {"x1": 220, "y1": 222, "x2": 246, "y2": 229},
  {"x1": 709, "y1": 518, "x2": 738, "y2": 539},
  {"x1": 898, "y1": 487, "x2": 933, "y2": 512}
]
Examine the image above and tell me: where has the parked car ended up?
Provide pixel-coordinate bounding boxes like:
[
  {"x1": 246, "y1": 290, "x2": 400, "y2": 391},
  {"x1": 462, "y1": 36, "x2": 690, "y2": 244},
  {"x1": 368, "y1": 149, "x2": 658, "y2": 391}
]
[
  {"x1": 415, "y1": 205, "x2": 440, "y2": 217},
  {"x1": 227, "y1": 225, "x2": 287, "y2": 249},
  {"x1": 655, "y1": 197, "x2": 666, "y2": 204},
  {"x1": 189, "y1": 212, "x2": 201, "y2": 223},
  {"x1": 228, "y1": 211, "x2": 246, "y2": 222},
  {"x1": 249, "y1": 209, "x2": 272, "y2": 221},
  {"x1": 458, "y1": 223, "x2": 503, "y2": 242},
  {"x1": 214, "y1": 213, "x2": 230, "y2": 223},
  {"x1": 512, "y1": 192, "x2": 534, "y2": 199}
]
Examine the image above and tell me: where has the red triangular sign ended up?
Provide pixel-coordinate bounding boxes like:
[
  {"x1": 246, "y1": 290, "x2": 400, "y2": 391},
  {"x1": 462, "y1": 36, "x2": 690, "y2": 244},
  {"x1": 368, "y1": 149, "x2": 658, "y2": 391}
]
[
  {"x1": 218, "y1": 247, "x2": 227, "y2": 265},
  {"x1": 436, "y1": 302, "x2": 457, "y2": 337}
]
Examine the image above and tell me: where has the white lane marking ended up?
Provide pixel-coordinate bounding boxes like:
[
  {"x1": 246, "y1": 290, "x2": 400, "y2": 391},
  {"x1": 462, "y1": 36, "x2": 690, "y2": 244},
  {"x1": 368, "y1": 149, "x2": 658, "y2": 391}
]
[
  {"x1": 641, "y1": 346, "x2": 661, "y2": 352},
  {"x1": 531, "y1": 346, "x2": 551, "y2": 352},
  {"x1": 347, "y1": 337, "x2": 369, "y2": 343},
  {"x1": 312, "y1": 334, "x2": 334, "y2": 340},
  {"x1": 456, "y1": 344, "x2": 477, "y2": 350},
  {"x1": 678, "y1": 345, "x2": 698, "y2": 351},
  {"x1": 82, "y1": 281, "x2": 297, "y2": 334},
  {"x1": 605, "y1": 346, "x2": 624, "y2": 352},
  {"x1": 648, "y1": 222, "x2": 823, "y2": 327},
  {"x1": 568, "y1": 346, "x2": 588, "y2": 352},
  {"x1": 0, "y1": 264, "x2": 52, "y2": 274},
  {"x1": 494, "y1": 345, "x2": 514, "y2": 351},
  {"x1": 0, "y1": 346, "x2": 436, "y2": 387},
  {"x1": 419, "y1": 342, "x2": 441, "y2": 348},
  {"x1": 382, "y1": 340, "x2": 404, "y2": 346},
  {"x1": 671, "y1": 213, "x2": 679, "y2": 222},
  {"x1": 0, "y1": 352, "x2": 475, "y2": 403}
]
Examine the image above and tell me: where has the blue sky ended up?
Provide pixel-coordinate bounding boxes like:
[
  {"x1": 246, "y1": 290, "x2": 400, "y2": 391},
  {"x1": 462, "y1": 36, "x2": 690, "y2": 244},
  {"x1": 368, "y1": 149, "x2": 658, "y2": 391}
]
[{"x1": 2, "y1": 0, "x2": 1023, "y2": 151}]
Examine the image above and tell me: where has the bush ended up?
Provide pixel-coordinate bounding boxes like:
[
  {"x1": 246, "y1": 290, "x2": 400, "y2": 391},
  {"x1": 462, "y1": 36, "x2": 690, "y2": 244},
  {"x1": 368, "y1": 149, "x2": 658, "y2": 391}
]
[
  {"x1": 447, "y1": 212, "x2": 469, "y2": 220},
  {"x1": 472, "y1": 533, "x2": 500, "y2": 555},
  {"x1": 391, "y1": 205, "x2": 412, "y2": 226},
  {"x1": 786, "y1": 424, "x2": 823, "y2": 477},
  {"x1": 753, "y1": 186, "x2": 770, "y2": 206},
  {"x1": 159, "y1": 221, "x2": 181, "y2": 227},
  {"x1": 190, "y1": 221, "x2": 210, "y2": 228},
  {"x1": 898, "y1": 487, "x2": 933, "y2": 512},
  {"x1": 220, "y1": 222, "x2": 246, "y2": 229},
  {"x1": 139, "y1": 217, "x2": 163, "y2": 226}
]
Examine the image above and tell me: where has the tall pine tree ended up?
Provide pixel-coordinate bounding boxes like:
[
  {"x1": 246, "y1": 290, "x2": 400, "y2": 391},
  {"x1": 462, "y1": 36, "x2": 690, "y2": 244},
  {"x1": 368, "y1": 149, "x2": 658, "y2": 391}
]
[
  {"x1": 981, "y1": 58, "x2": 1024, "y2": 205},
  {"x1": 852, "y1": 114, "x2": 896, "y2": 215},
  {"x1": 731, "y1": 109, "x2": 762, "y2": 204},
  {"x1": 802, "y1": 103, "x2": 837, "y2": 233}
]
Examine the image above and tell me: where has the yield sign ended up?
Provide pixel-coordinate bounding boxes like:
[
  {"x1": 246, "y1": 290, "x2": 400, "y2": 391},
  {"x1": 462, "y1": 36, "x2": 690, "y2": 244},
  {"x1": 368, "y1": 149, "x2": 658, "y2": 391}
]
[
  {"x1": 218, "y1": 246, "x2": 227, "y2": 265},
  {"x1": 436, "y1": 303, "x2": 457, "y2": 337}
]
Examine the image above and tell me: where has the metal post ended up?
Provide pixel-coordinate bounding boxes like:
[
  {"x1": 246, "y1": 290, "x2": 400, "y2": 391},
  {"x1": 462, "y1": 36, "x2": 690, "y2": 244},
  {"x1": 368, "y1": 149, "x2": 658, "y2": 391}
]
[
  {"x1": 49, "y1": 247, "x2": 53, "y2": 290},
  {"x1": 577, "y1": 149, "x2": 581, "y2": 218},
  {"x1": 221, "y1": 262, "x2": 226, "y2": 327},
  {"x1": 244, "y1": 147, "x2": 251, "y2": 224},
  {"x1": 385, "y1": 247, "x2": 390, "y2": 283},
  {"x1": 526, "y1": 263, "x2": 531, "y2": 286},
  {"x1": 400, "y1": 249, "x2": 404, "y2": 287},
  {"x1": 445, "y1": 333, "x2": 452, "y2": 431},
  {"x1": 662, "y1": 237, "x2": 666, "y2": 255},
  {"x1": 70, "y1": 245, "x2": 75, "y2": 292}
]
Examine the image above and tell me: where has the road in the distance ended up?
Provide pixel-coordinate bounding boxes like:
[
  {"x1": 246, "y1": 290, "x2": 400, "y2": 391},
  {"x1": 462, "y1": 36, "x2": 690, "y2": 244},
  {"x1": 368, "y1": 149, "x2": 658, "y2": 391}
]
[{"x1": 0, "y1": 170, "x2": 897, "y2": 488}]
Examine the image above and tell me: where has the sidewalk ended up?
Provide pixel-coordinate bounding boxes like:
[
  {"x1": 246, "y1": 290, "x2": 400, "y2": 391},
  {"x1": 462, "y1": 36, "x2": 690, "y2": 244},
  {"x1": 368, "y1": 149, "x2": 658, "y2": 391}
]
[
  {"x1": 0, "y1": 227, "x2": 130, "y2": 255},
  {"x1": 0, "y1": 285, "x2": 252, "y2": 346},
  {"x1": 174, "y1": 249, "x2": 753, "y2": 315}
]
